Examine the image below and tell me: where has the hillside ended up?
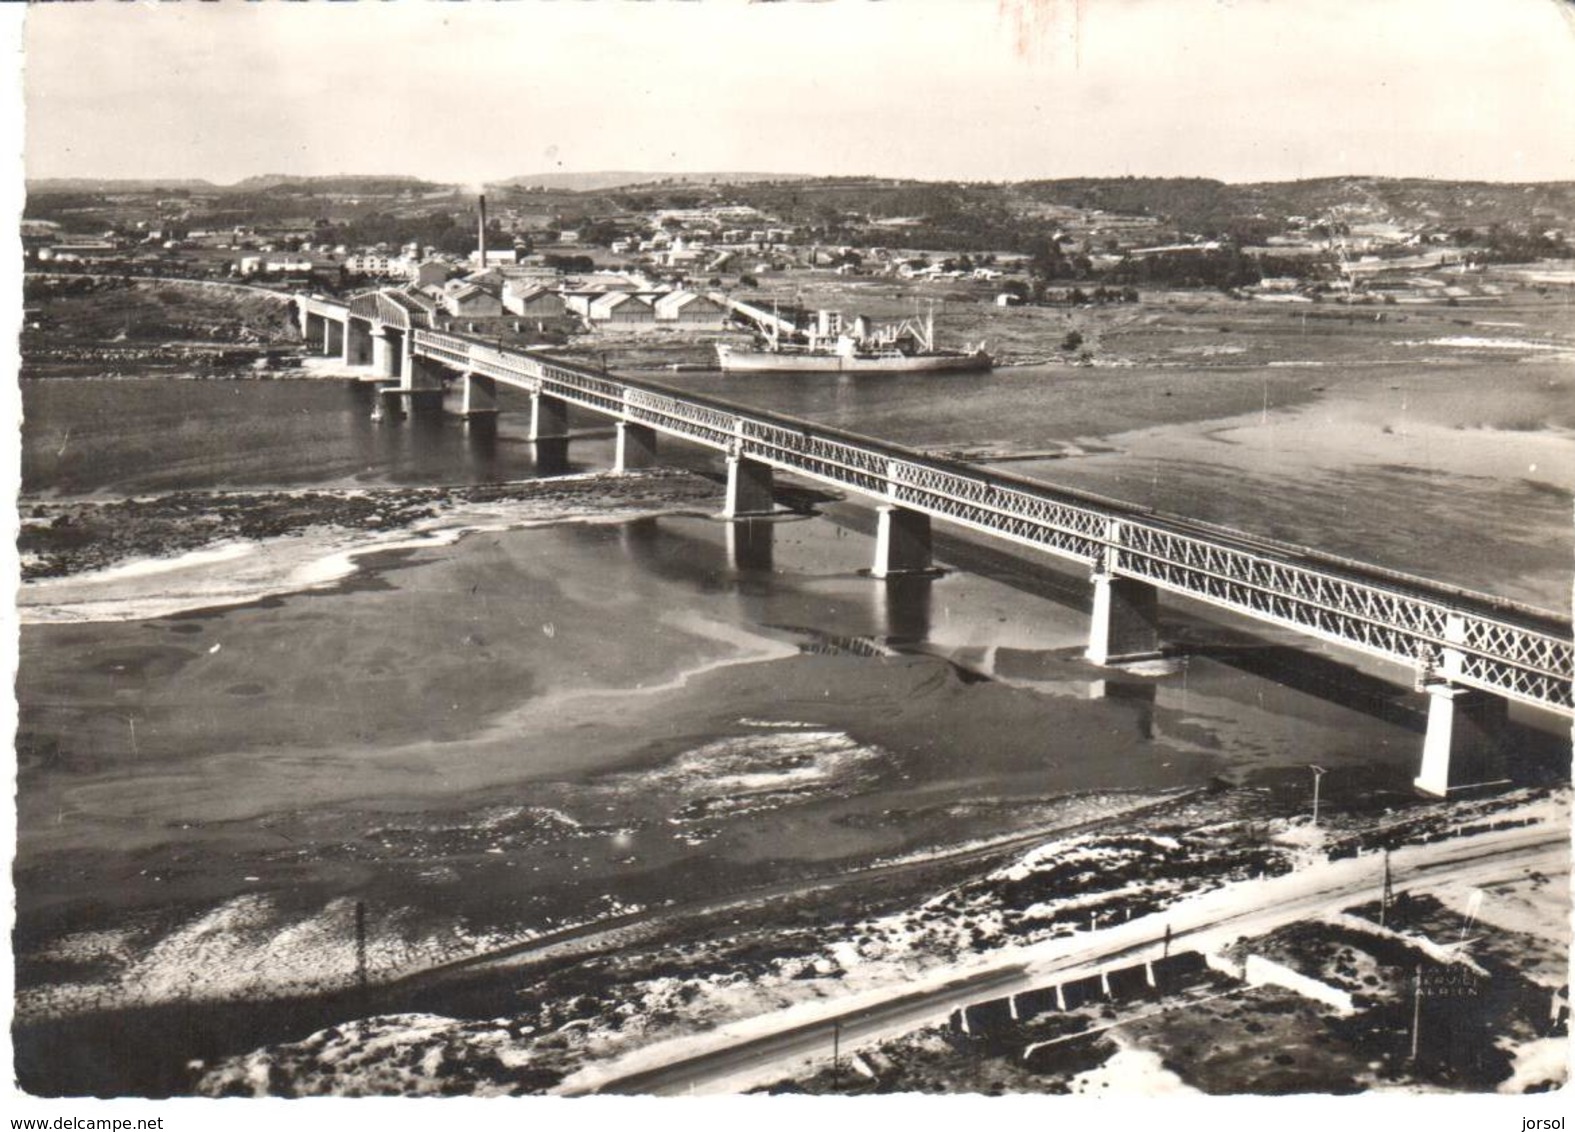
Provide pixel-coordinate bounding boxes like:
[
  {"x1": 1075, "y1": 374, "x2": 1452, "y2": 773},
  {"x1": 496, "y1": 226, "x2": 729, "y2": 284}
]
[
  {"x1": 495, "y1": 171, "x2": 820, "y2": 192},
  {"x1": 1243, "y1": 177, "x2": 1575, "y2": 230},
  {"x1": 22, "y1": 173, "x2": 1575, "y2": 260},
  {"x1": 27, "y1": 175, "x2": 447, "y2": 197},
  {"x1": 27, "y1": 178, "x2": 219, "y2": 195},
  {"x1": 1021, "y1": 177, "x2": 1575, "y2": 233},
  {"x1": 28, "y1": 173, "x2": 1575, "y2": 234},
  {"x1": 224, "y1": 175, "x2": 447, "y2": 196}
]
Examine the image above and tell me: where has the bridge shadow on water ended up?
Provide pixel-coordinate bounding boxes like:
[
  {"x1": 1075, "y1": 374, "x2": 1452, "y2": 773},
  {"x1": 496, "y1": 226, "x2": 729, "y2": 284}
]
[
  {"x1": 1181, "y1": 641, "x2": 1567, "y2": 786},
  {"x1": 613, "y1": 511, "x2": 945, "y2": 657},
  {"x1": 609, "y1": 500, "x2": 1570, "y2": 796},
  {"x1": 340, "y1": 382, "x2": 594, "y2": 481},
  {"x1": 605, "y1": 501, "x2": 1568, "y2": 764},
  {"x1": 1186, "y1": 641, "x2": 1424, "y2": 731},
  {"x1": 296, "y1": 404, "x2": 1567, "y2": 793}
]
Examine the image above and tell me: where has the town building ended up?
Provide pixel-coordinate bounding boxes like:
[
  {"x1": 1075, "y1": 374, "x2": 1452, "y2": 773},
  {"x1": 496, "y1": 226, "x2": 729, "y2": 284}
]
[
  {"x1": 410, "y1": 260, "x2": 449, "y2": 289},
  {"x1": 344, "y1": 252, "x2": 406, "y2": 276},
  {"x1": 653, "y1": 290, "x2": 728, "y2": 329},
  {"x1": 587, "y1": 290, "x2": 657, "y2": 329},
  {"x1": 442, "y1": 280, "x2": 504, "y2": 318},
  {"x1": 502, "y1": 281, "x2": 570, "y2": 327},
  {"x1": 469, "y1": 247, "x2": 521, "y2": 268}
]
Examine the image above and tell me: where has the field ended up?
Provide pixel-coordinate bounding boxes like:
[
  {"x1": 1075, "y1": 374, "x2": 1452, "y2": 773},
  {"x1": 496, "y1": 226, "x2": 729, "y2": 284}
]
[
  {"x1": 729, "y1": 266, "x2": 1575, "y2": 364},
  {"x1": 22, "y1": 276, "x2": 300, "y2": 378}
]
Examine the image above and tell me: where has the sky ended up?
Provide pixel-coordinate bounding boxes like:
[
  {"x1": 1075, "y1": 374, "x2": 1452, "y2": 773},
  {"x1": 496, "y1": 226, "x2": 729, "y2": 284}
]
[{"x1": 16, "y1": 0, "x2": 1575, "y2": 186}]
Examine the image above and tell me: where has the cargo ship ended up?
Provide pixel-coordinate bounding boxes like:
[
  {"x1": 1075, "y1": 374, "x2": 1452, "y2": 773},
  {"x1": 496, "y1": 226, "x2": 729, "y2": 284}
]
[{"x1": 715, "y1": 308, "x2": 992, "y2": 375}]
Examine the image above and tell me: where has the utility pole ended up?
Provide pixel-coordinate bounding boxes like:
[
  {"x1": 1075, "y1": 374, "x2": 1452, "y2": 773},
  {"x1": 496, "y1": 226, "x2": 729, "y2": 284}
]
[
  {"x1": 1380, "y1": 851, "x2": 1394, "y2": 928},
  {"x1": 355, "y1": 900, "x2": 368, "y2": 993},
  {"x1": 1409, "y1": 963, "x2": 1423, "y2": 1064},
  {"x1": 1309, "y1": 765, "x2": 1328, "y2": 827}
]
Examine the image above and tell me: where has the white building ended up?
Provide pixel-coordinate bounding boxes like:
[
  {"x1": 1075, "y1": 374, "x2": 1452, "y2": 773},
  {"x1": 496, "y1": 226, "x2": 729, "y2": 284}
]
[
  {"x1": 410, "y1": 261, "x2": 448, "y2": 288},
  {"x1": 653, "y1": 290, "x2": 728, "y2": 328},
  {"x1": 344, "y1": 253, "x2": 404, "y2": 276},
  {"x1": 469, "y1": 248, "x2": 521, "y2": 268},
  {"x1": 503, "y1": 282, "x2": 570, "y2": 325},
  {"x1": 442, "y1": 281, "x2": 503, "y2": 318}
]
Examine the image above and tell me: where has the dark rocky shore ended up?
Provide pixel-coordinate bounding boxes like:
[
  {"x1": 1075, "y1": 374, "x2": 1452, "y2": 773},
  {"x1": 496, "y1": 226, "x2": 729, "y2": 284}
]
[{"x1": 18, "y1": 470, "x2": 723, "y2": 581}]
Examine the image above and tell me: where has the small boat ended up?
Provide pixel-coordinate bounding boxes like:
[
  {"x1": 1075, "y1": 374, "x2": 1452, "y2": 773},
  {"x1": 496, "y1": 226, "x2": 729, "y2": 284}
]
[{"x1": 716, "y1": 308, "x2": 992, "y2": 375}]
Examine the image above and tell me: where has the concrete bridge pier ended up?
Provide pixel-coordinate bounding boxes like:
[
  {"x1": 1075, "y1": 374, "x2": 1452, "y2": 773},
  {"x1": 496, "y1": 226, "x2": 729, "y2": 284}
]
[
  {"x1": 1085, "y1": 519, "x2": 1162, "y2": 666},
  {"x1": 460, "y1": 373, "x2": 498, "y2": 418},
  {"x1": 323, "y1": 318, "x2": 344, "y2": 357},
  {"x1": 1414, "y1": 611, "x2": 1511, "y2": 796},
  {"x1": 374, "y1": 328, "x2": 405, "y2": 381},
  {"x1": 529, "y1": 393, "x2": 570, "y2": 442},
  {"x1": 871, "y1": 505, "x2": 935, "y2": 578},
  {"x1": 1414, "y1": 684, "x2": 1508, "y2": 797},
  {"x1": 344, "y1": 318, "x2": 374, "y2": 367},
  {"x1": 1085, "y1": 572, "x2": 1161, "y2": 666},
  {"x1": 401, "y1": 344, "x2": 444, "y2": 393},
  {"x1": 372, "y1": 359, "x2": 443, "y2": 424},
  {"x1": 723, "y1": 455, "x2": 775, "y2": 518},
  {"x1": 303, "y1": 310, "x2": 326, "y2": 348},
  {"x1": 614, "y1": 422, "x2": 659, "y2": 473}
]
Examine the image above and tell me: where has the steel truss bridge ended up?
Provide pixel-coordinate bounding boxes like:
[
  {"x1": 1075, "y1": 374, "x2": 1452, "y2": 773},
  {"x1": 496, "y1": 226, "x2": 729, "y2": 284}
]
[{"x1": 295, "y1": 292, "x2": 1573, "y2": 794}]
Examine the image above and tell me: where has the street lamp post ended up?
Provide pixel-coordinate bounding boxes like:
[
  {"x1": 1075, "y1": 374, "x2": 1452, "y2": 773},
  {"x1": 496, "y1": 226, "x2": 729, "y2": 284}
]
[{"x1": 1309, "y1": 765, "x2": 1328, "y2": 827}]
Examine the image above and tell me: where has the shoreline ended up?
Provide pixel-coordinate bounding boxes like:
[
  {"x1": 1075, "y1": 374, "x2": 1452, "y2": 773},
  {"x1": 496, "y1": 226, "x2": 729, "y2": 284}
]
[
  {"x1": 18, "y1": 470, "x2": 726, "y2": 623},
  {"x1": 19, "y1": 782, "x2": 1564, "y2": 1097}
]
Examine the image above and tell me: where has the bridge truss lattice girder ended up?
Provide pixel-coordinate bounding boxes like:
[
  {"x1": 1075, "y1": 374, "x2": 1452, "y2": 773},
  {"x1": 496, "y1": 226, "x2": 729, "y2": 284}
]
[{"x1": 384, "y1": 322, "x2": 1575, "y2": 718}]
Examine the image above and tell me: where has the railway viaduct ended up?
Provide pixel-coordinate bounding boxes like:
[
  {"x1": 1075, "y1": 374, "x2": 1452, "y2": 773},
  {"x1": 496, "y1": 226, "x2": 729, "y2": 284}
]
[{"x1": 295, "y1": 289, "x2": 1574, "y2": 798}]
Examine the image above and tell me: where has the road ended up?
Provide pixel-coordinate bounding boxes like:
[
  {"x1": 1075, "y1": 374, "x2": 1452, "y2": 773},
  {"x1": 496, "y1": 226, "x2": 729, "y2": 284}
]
[
  {"x1": 581, "y1": 965, "x2": 1030, "y2": 1097},
  {"x1": 555, "y1": 820, "x2": 1567, "y2": 1096},
  {"x1": 386, "y1": 789, "x2": 1207, "y2": 995}
]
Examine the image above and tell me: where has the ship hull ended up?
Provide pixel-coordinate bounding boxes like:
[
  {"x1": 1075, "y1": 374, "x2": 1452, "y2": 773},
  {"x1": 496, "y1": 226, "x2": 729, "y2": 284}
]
[{"x1": 716, "y1": 345, "x2": 992, "y2": 375}]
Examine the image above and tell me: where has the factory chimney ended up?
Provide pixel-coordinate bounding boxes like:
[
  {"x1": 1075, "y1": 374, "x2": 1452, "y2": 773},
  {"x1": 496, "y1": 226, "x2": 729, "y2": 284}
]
[{"x1": 477, "y1": 194, "x2": 488, "y2": 268}]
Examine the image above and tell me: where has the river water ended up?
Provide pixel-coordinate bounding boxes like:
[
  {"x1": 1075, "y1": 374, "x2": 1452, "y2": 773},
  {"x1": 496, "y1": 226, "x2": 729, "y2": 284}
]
[
  {"x1": 13, "y1": 361, "x2": 1573, "y2": 1090},
  {"x1": 22, "y1": 356, "x2": 1573, "y2": 605}
]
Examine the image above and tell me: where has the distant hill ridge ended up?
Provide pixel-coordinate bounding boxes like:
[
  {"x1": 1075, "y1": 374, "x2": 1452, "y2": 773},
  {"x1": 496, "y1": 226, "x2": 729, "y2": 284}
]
[
  {"x1": 492, "y1": 171, "x2": 821, "y2": 191},
  {"x1": 27, "y1": 178, "x2": 220, "y2": 193},
  {"x1": 227, "y1": 173, "x2": 440, "y2": 192},
  {"x1": 24, "y1": 173, "x2": 1575, "y2": 234},
  {"x1": 27, "y1": 174, "x2": 441, "y2": 195}
]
